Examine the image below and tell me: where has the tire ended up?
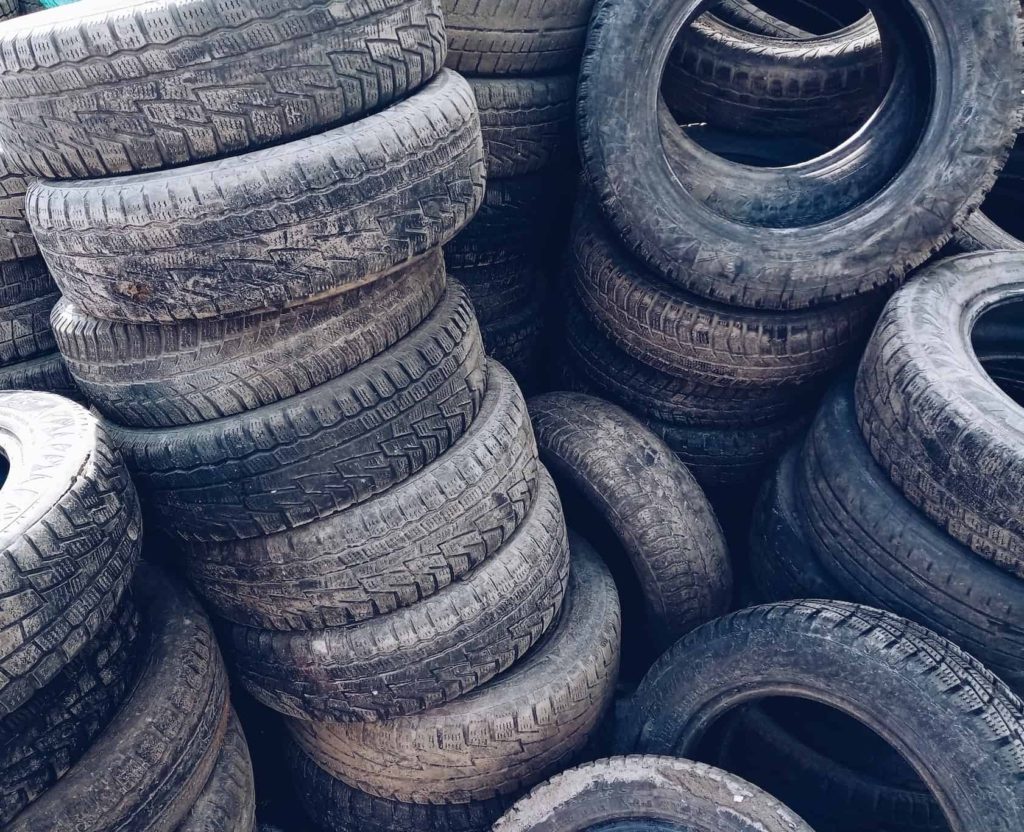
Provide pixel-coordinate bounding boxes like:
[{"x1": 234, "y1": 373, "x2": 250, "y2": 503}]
[
  {"x1": 0, "y1": 596, "x2": 140, "y2": 826},
  {"x1": 0, "y1": 158, "x2": 34, "y2": 263},
  {"x1": 471, "y1": 75, "x2": 575, "y2": 177},
  {"x1": 492, "y1": 756, "x2": 814, "y2": 831},
  {"x1": 529, "y1": 392, "x2": 730, "y2": 644},
  {"x1": 952, "y1": 140, "x2": 1024, "y2": 252},
  {"x1": 0, "y1": 257, "x2": 58, "y2": 366},
  {"x1": 570, "y1": 196, "x2": 881, "y2": 387},
  {"x1": 177, "y1": 711, "x2": 256, "y2": 832},
  {"x1": 455, "y1": 260, "x2": 541, "y2": 324},
  {"x1": 288, "y1": 534, "x2": 620, "y2": 803},
  {"x1": 225, "y1": 470, "x2": 569, "y2": 722},
  {"x1": 856, "y1": 252, "x2": 1024, "y2": 578},
  {"x1": 0, "y1": 391, "x2": 141, "y2": 717},
  {"x1": 482, "y1": 300, "x2": 544, "y2": 385},
  {"x1": 0, "y1": 0, "x2": 447, "y2": 179},
  {"x1": 615, "y1": 601, "x2": 1024, "y2": 832},
  {"x1": 0, "y1": 352, "x2": 78, "y2": 398},
  {"x1": 443, "y1": 0, "x2": 597, "y2": 75},
  {"x1": 28, "y1": 70, "x2": 485, "y2": 323},
  {"x1": 286, "y1": 739, "x2": 507, "y2": 832},
  {"x1": 712, "y1": 0, "x2": 808, "y2": 37},
  {"x1": 186, "y1": 362, "x2": 539, "y2": 630},
  {"x1": 802, "y1": 378, "x2": 1024, "y2": 693},
  {"x1": 107, "y1": 284, "x2": 487, "y2": 543},
  {"x1": 578, "y1": 0, "x2": 1023, "y2": 309},
  {"x1": 748, "y1": 443, "x2": 845, "y2": 603},
  {"x1": 8, "y1": 565, "x2": 231, "y2": 832},
  {"x1": 53, "y1": 250, "x2": 447, "y2": 429}
]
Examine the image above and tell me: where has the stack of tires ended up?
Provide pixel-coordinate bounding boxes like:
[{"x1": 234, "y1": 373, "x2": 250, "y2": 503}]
[
  {"x1": 441, "y1": 0, "x2": 595, "y2": 389},
  {"x1": 0, "y1": 392, "x2": 255, "y2": 831},
  {"x1": 559, "y1": 0, "x2": 1021, "y2": 513}
]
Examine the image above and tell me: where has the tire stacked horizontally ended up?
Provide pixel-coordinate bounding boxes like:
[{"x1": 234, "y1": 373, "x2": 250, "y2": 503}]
[{"x1": 440, "y1": 0, "x2": 594, "y2": 389}]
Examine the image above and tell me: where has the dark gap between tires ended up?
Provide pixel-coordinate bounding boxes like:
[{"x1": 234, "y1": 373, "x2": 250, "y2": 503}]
[{"x1": 974, "y1": 297, "x2": 1024, "y2": 405}]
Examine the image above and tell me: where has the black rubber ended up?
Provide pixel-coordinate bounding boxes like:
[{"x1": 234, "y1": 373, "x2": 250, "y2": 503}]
[
  {"x1": 952, "y1": 140, "x2": 1024, "y2": 253},
  {"x1": 578, "y1": 0, "x2": 1024, "y2": 309},
  {"x1": 29, "y1": 70, "x2": 485, "y2": 322},
  {"x1": 225, "y1": 470, "x2": 569, "y2": 722},
  {"x1": 0, "y1": 0, "x2": 447, "y2": 178},
  {"x1": 529, "y1": 392, "x2": 730, "y2": 645},
  {"x1": 856, "y1": 252, "x2": 1024, "y2": 579},
  {"x1": 186, "y1": 362, "x2": 539, "y2": 630},
  {"x1": 802, "y1": 378, "x2": 1024, "y2": 694},
  {"x1": 0, "y1": 158, "x2": 34, "y2": 262},
  {"x1": 616, "y1": 601, "x2": 1024, "y2": 832},
  {"x1": 482, "y1": 299, "x2": 545, "y2": 386},
  {"x1": 54, "y1": 250, "x2": 447, "y2": 429},
  {"x1": 107, "y1": 284, "x2": 487, "y2": 543},
  {"x1": 0, "y1": 352, "x2": 79, "y2": 399},
  {"x1": 455, "y1": 259, "x2": 541, "y2": 324},
  {"x1": 0, "y1": 391, "x2": 141, "y2": 717}
]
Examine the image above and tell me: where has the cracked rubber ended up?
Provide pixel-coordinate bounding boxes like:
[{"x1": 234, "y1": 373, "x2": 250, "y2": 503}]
[
  {"x1": 53, "y1": 250, "x2": 447, "y2": 429},
  {"x1": 492, "y1": 756, "x2": 815, "y2": 831},
  {"x1": 0, "y1": 0, "x2": 447, "y2": 179},
  {"x1": 225, "y1": 469, "x2": 569, "y2": 722},
  {"x1": 0, "y1": 391, "x2": 141, "y2": 717},
  {"x1": 856, "y1": 252, "x2": 1024, "y2": 579},
  {"x1": 28, "y1": 70, "x2": 485, "y2": 322},
  {"x1": 616, "y1": 600, "x2": 1024, "y2": 831},
  {"x1": 107, "y1": 284, "x2": 487, "y2": 543},
  {"x1": 186, "y1": 361, "x2": 539, "y2": 630},
  {"x1": 529, "y1": 392, "x2": 730, "y2": 644},
  {"x1": 7, "y1": 565, "x2": 231, "y2": 832},
  {"x1": 178, "y1": 711, "x2": 256, "y2": 832},
  {"x1": 288, "y1": 535, "x2": 619, "y2": 803}
]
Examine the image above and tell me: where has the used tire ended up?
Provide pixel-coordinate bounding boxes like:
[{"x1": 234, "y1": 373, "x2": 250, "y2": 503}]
[
  {"x1": 28, "y1": 70, "x2": 485, "y2": 322},
  {"x1": 443, "y1": 0, "x2": 597, "y2": 75},
  {"x1": 177, "y1": 712, "x2": 256, "y2": 832},
  {"x1": 0, "y1": 158, "x2": 34, "y2": 262},
  {"x1": 953, "y1": 140, "x2": 1024, "y2": 252},
  {"x1": 0, "y1": 597, "x2": 140, "y2": 826},
  {"x1": 0, "y1": 257, "x2": 58, "y2": 366},
  {"x1": 482, "y1": 299, "x2": 545, "y2": 386},
  {"x1": 226, "y1": 470, "x2": 569, "y2": 722},
  {"x1": 53, "y1": 250, "x2": 447, "y2": 429},
  {"x1": 0, "y1": 352, "x2": 78, "y2": 398},
  {"x1": 529, "y1": 392, "x2": 730, "y2": 644},
  {"x1": 288, "y1": 535, "x2": 620, "y2": 803},
  {"x1": 8, "y1": 565, "x2": 231, "y2": 832},
  {"x1": 107, "y1": 284, "x2": 486, "y2": 543},
  {"x1": 0, "y1": 0, "x2": 447, "y2": 178},
  {"x1": 492, "y1": 756, "x2": 814, "y2": 831},
  {"x1": 0, "y1": 391, "x2": 141, "y2": 717},
  {"x1": 803, "y1": 378, "x2": 1024, "y2": 693},
  {"x1": 455, "y1": 259, "x2": 541, "y2": 324},
  {"x1": 856, "y1": 252, "x2": 1024, "y2": 578},
  {"x1": 578, "y1": 0, "x2": 1022, "y2": 309},
  {"x1": 616, "y1": 601, "x2": 1024, "y2": 832},
  {"x1": 186, "y1": 362, "x2": 539, "y2": 630}
]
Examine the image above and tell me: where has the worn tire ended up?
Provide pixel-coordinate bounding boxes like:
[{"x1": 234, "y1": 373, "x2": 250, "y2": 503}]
[
  {"x1": 579, "y1": 0, "x2": 1023, "y2": 309},
  {"x1": 0, "y1": 391, "x2": 141, "y2": 716},
  {"x1": 492, "y1": 756, "x2": 814, "y2": 831},
  {"x1": 455, "y1": 260, "x2": 541, "y2": 324},
  {"x1": 471, "y1": 75, "x2": 575, "y2": 177},
  {"x1": 0, "y1": 352, "x2": 78, "y2": 398},
  {"x1": 856, "y1": 252, "x2": 1024, "y2": 578},
  {"x1": 8, "y1": 565, "x2": 231, "y2": 832},
  {"x1": 108, "y1": 284, "x2": 486, "y2": 543},
  {"x1": 178, "y1": 712, "x2": 256, "y2": 832},
  {"x1": 0, "y1": 257, "x2": 58, "y2": 366},
  {"x1": 482, "y1": 301, "x2": 544, "y2": 385},
  {"x1": 530, "y1": 392, "x2": 730, "y2": 644},
  {"x1": 288, "y1": 535, "x2": 619, "y2": 803},
  {"x1": 28, "y1": 70, "x2": 485, "y2": 322},
  {"x1": 953, "y1": 141, "x2": 1024, "y2": 252},
  {"x1": 0, "y1": 0, "x2": 447, "y2": 179},
  {"x1": 617, "y1": 601, "x2": 1024, "y2": 831},
  {"x1": 803, "y1": 378, "x2": 1024, "y2": 693},
  {"x1": 443, "y1": 0, "x2": 597, "y2": 75},
  {"x1": 0, "y1": 597, "x2": 140, "y2": 826},
  {"x1": 226, "y1": 470, "x2": 569, "y2": 722},
  {"x1": 570, "y1": 197, "x2": 881, "y2": 387},
  {"x1": 53, "y1": 250, "x2": 447, "y2": 429},
  {"x1": 0, "y1": 158, "x2": 34, "y2": 263},
  {"x1": 186, "y1": 362, "x2": 539, "y2": 630}
]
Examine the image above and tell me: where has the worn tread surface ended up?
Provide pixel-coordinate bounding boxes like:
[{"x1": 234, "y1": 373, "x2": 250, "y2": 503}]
[
  {"x1": 0, "y1": 0, "x2": 447, "y2": 179},
  {"x1": 8, "y1": 565, "x2": 231, "y2": 832},
  {"x1": 108, "y1": 284, "x2": 487, "y2": 543},
  {"x1": 482, "y1": 300, "x2": 544, "y2": 385},
  {"x1": 0, "y1": 352, "x2": 79, "y2": 399},
  {"x1": 530, "y1": 392, "x2": 730, "y2": 644},
  {"x1": 856, "y1": 252, "x2": 1024, "y2": 578},
  {"x1": 0, "y1": 597, "x2": 140, "y2": 826},
  {"x1": 0, "y1": 289, "x2": 59, "y2": 366},
  {"x1": 187, "y1": 362, "x2": 538, "y2": 630},
  {"x1": 0, "y1": 159, "x2": 34, "y2": 263},
  {"x1": 288, "y1": 536, "x2": 619, "y2": 803},
  {"x1": 177, "y1": 711, "x2": 256, "y2": 832},
  {"x1": 0, "y1": 391, "x2": 141, "y2": 717},
  {"x1": 54, "y1": 250, "x2": 447, "y2": 429},
  {"x1": 454, "y1": 259, "x2": 541, "y2": 324},
  {"x1": 28, "y1": 70, "x2": 485, "y2": 322},
  {"x1": 226, "y1": 469, "x2": 569, "y2": 722}
]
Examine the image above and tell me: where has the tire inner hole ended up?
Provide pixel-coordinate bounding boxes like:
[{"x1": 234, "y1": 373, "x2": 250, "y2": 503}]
[{"x1": 974, "y1": 298, "x2": 1024, "y2": 406}]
